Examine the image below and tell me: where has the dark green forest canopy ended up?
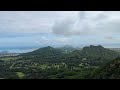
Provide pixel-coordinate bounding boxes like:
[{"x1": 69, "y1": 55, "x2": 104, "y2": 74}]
[{"x1": 90, "y1": 57, "x2": 120, "y2": 79}]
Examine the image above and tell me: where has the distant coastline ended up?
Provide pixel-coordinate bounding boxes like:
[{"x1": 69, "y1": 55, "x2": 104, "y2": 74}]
[
  {"x1": 0, "y1": 45, "x2": 120, "y2": 53},
  {"x1": 0, "y1": 48, "x2": 39, "y2": 53}
]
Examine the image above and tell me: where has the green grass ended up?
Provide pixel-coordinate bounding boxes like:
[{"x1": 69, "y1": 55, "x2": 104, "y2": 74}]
[
  {"x1": 16, "y1": 72, "x2": 25, "y2": 78},
  {"x1": 0, "y1": 57, "x2": 18, "y2": 61}
]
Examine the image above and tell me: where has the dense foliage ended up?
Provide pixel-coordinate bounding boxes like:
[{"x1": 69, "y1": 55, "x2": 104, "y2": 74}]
[
  {"x1": 90, "y1": 57, "x2": 120, "y2": 79},
  {"x1": 0, "y1": 45, "x2": 120, "y2": 79}
]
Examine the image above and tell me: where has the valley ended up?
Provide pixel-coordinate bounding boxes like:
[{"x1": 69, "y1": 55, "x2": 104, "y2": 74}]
[{"x1": 0, "y1": 45, "x2": 120, "y2": 79}]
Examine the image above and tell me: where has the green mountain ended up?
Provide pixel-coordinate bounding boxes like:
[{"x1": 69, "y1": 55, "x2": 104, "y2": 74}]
[
  {"x1": 80, "y1": 45, "x2": 119, "y2": 59},
  {"x1": 23, "y1": 46, "x2": 61, "y2": 55},
  {"x1": 19, "y1": 45, "x2": 120, "y2": 66},
  {"x1": 20, "y1": 46, "x2": 64, "y2": 62},
  {"x1": 91, "y1": 57, "x2": 120, "y2": 79},
  {"x1": 1, "y1": 45, "x2": 120, "y2": 79},
  {"x1": 62, "y1": 45, "x2": 120, "y2": 66}
]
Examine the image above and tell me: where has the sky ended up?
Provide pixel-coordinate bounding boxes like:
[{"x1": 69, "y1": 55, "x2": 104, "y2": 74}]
[{"x1": 0, "y1": 11, "x2": 120, "y2": 48}]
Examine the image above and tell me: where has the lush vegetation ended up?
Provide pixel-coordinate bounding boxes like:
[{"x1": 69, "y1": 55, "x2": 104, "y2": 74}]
[
  {"x1": 90, "y1": 57, "x2": 120, "y2": 79},
  {"x1": 0, "y1": 45, "x2": 120, "y2": 79}
]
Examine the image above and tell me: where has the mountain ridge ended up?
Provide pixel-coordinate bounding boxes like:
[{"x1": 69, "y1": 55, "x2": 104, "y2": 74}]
[
  {"x1": 62, "y1": 45, "x2": 120, "y2": 65},
  {"x1": 19, "y1": 45, "x2": 120, "y2": 65}
]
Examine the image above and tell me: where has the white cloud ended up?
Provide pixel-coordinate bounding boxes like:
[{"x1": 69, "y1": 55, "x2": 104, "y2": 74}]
[
  {"x1": 34, "y1": 36, "x2": 71, "y2": 46},
  {"x1": 41, "y1": 36, "x2": 49, "y2": 41},
  {"x1": 54, "y1": 37, "x2": 70, "y2": 42}
]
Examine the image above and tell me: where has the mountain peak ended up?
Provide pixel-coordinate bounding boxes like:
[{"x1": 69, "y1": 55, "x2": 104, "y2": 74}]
[
  {"x1": 83, "y1": 45, "x2": 104, "y2": 50},
  {"x1": 81, "y1": 45, "x2": 119, "y2": 59},
  {"x1": 63, "y1": 45, "x2": 72, "y2": 48},
  {"x1": 47, "y1": 46, "x2": 52, "y2": 48},
  {"x1": 46, "y1": 46, "x2": 53, "y2": 49},
  {"x1": 90, "y1": 45, "x2": 104, "y2": 48}
]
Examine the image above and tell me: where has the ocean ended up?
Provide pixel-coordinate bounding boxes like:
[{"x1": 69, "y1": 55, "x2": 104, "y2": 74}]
[{"x1": 0, "y1": 47, "x2": 39, "y2": 53}]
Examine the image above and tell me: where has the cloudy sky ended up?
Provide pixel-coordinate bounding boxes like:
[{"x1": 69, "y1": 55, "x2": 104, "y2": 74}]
[{"x1": 0, "y1": 11, "x2": 120, "y2": 48}]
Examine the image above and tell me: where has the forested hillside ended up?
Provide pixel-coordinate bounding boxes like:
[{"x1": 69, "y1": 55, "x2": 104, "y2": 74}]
[
  {"x1": 91, "y1": 57, "x2": 120, "y2": 79},
  {"x1": 0, "y1": 45, "x2": 120, "y2": 79}
]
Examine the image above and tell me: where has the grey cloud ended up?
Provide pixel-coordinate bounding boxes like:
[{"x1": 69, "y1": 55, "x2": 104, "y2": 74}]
[
  {"x1": 52, "y1": 11, "x2": 97, "y2": 36},
  {"x1": 0, "y1": 11, "x2": 120, "y2": 37},
  {"x1": 79, "y1": 11, "x2": 86, "y2": 21},
  {"x1": 0, "y1": 11, "x2": 70, "y2": 34},
  {"x1": 52, "y1": 18, "x2": 75, "y2": 36},
  {"x1": 92, "y1": 12, "x2": 108, "y2": 21},
  {"x1": 104, "y1": 36, "x2": 120, "y2": 43},
  {"x1": 96, "y1": 20, "x2": 120, "y2": 34},
  {"x1": 104, "y1": 36, "x2": 113, "y2": 40},
  {"x1": 52, "y1": 11, "x2": 120, "y2": 36}
]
